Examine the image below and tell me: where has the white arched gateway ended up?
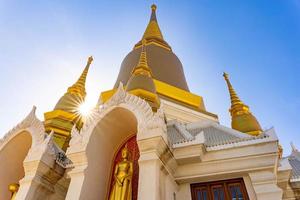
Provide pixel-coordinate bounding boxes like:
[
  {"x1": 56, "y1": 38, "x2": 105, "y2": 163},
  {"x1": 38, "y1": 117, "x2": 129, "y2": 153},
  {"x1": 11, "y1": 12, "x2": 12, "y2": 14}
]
[
  {"x1": 65, "y1": 84, "x2": 169, "y2": 200},
  {"x1": 0, "y1": 107, "x2": 45, "y2": 200}
]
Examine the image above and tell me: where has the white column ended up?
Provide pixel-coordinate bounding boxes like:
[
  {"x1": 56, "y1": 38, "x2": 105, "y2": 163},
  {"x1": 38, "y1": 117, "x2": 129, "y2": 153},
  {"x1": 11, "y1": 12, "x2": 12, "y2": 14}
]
[
  {"x1": 15, "y1": 155, "x2": 63, "y2": 200},
  {"x1": 138, "y1": 151, "x2": 162, "y2": 200},
  {"x1": 249, "y1": 171, "x2": 283, "y2": 200},
  {"x1": 65, "y1": 151, "x2": 88, "y2": 200}
]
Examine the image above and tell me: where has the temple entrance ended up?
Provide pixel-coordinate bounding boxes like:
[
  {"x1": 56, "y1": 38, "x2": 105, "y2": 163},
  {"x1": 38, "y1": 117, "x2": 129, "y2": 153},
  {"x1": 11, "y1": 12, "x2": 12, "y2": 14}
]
[
  {"x1": 108, "y1": 135, "x2": 139, "y2": 200},
  {"x1": 75, "y1": 107, "x2": 138, "y2": 199},
  {"x1": 190, "y1": 178, "x2": 249, "y2": 200}
]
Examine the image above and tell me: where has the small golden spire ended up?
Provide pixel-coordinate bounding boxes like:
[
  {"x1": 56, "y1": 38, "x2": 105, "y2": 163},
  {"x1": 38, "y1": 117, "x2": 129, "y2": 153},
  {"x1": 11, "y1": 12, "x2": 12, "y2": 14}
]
[
  {"x1": 126, "y1": 40, "x2": 160, "y2": 111},
  {"x1": 223, "y1": 72, "x2": 262, "y2": 136},
  {"x1": 67, "y1": 56, "x2": 93, "y2": 98},
  {"x1": 131, "y1": 40, "x2": 152, "y2": 77},
  {"x1": 142, "y1": 4, "x2": 164, "y2": 40},
  {"x1": 223, "y1": 72, "x2": 243, "y2": 106}
]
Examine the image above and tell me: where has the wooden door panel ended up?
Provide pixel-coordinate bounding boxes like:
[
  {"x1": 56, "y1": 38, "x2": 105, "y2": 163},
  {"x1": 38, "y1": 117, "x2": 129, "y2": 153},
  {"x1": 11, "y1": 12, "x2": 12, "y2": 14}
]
[{"x1": 190, "y1": 178, "x2": 249, "y2": 200}]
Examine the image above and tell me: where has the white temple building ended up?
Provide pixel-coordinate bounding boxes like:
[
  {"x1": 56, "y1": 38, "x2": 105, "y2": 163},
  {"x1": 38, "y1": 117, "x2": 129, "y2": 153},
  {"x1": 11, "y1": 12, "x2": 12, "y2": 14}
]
[{"x1": 0, "y1": 4, "x2": 299, "y2": 200}]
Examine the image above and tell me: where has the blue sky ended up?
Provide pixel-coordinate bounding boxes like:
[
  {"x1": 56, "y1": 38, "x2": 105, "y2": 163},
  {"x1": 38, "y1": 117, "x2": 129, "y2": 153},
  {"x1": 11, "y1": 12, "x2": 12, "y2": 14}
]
[{"x1": 0, "y1": 0, "x2": 299, "y2": 155}]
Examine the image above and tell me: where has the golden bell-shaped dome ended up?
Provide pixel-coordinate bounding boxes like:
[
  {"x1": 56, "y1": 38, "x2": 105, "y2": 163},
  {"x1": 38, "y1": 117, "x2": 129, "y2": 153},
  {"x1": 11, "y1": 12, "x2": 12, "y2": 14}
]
[{"x1": 223, "y1": 72, "x2": 262, "y2": 136}]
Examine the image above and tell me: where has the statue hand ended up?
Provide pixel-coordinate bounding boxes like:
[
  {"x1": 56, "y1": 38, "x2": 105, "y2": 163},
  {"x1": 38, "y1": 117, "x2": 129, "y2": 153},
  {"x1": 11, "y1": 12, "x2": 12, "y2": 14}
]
[{"x1": 115, "y1": 176, "x2": 122, "y2": 186}]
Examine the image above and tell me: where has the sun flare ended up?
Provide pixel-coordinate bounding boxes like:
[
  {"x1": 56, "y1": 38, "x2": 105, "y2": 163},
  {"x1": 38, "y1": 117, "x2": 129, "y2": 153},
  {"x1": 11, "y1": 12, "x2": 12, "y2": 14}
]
[
  {"x1": 78, "y1": 98, "x2": 96, "y2": 117},
  {"x1": 78, "y1": 102, "x2": 92, "y2": 116}
]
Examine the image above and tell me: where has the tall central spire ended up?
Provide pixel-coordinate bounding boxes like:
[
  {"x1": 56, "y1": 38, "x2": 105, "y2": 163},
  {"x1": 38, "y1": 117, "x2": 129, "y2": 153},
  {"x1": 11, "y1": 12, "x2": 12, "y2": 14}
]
[
  {"x1": 134, "y1": 4, "x2": 171, "y2": 51},
  {"x1": 142, "y1": 4, "x2": 164, "y2": 40},
  {"x1": 223, "y1": 72, "x2": 262, "y2": 136}
]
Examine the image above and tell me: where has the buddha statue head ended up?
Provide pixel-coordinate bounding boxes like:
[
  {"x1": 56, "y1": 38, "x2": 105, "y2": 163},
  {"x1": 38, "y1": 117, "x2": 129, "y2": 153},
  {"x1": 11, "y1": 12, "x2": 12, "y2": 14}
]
[{"x1": 121, "y1": 146, "x2": 130, "y2": 160}]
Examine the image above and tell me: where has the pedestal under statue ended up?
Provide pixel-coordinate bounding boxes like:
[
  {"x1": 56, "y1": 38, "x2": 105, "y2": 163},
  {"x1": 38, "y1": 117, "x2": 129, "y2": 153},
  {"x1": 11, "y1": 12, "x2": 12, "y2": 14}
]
[{"x1": 109, "y1": 146, "x2": 133, "y2": 200}]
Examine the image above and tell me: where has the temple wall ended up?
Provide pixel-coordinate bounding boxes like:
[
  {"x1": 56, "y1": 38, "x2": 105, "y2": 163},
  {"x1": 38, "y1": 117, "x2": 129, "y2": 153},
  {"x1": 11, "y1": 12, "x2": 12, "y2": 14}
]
[
  {"x1": 176, "y1": 183, "x2": 192, "y2": 200},
  {"x1": 161, "y1": 99, "x2": 218, "y2": 123}
]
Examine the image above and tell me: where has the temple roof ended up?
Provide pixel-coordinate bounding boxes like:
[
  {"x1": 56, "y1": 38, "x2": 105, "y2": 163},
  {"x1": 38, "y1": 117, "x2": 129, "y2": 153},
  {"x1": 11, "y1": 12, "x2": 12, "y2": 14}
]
[
  {"x1": 114, "y1": 4, "x2": 190, "y2": 91},
  {"x1": 167, "y1": 120, "x2": 270, "y2": 148},
  {"x1": 285, "y1": 143, "x2": 300, "y2": 182}
]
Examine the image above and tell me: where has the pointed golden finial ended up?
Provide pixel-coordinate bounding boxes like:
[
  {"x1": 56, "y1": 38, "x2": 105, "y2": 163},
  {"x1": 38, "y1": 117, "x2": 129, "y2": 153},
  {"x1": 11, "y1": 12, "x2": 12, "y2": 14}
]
[
  {"x1": 67, "y1": 56, "x2": 93, "y2": 98},
  {"x1": 223, "y1": 72, "x2": 244, "y2": 106},
  {"x1": 151, "y1": 4, "x2": 157, "y2": 11},
  {"x1": 223, "y1": 72, "x2": 262, "y2": 136},
  {"x1": 142, "y1": 4, "x2": 164, "y2": 40}
]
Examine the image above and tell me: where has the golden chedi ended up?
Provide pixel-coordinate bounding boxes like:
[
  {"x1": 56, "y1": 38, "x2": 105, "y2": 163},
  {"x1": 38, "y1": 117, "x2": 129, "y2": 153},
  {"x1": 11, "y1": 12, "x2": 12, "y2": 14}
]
[
  {"x1": 109, "y1": 147, "x2": 133, "y2": 200},
  {"x1": 126, "y1": 40, "x2": 160, "y2": 111},
  {"x1": 101, "y1": 4, "x2": 211, "y2": 114},
  {"x1": 223, "y1": 72, "x2": 262, "y2": 136},
  {"x1": 115, "y1": 4, "x2": 189, "y2": 92},
  {"x1": 44, "y1": 56, "x2": 93, "y2": 150}
]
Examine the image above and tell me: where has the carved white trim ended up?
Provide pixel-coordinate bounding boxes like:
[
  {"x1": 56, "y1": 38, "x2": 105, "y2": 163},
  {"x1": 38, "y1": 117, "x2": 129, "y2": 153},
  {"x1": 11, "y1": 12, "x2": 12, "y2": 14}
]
[
  {"x1": 68, "y1": 83, "x2": 166, "y2": 153},
  {"x1": 26, "y1": 131, "x2": 73, "y2": 168},
  {"x1": 0, "y1": 106, "x2": 46, "y2": 150}
]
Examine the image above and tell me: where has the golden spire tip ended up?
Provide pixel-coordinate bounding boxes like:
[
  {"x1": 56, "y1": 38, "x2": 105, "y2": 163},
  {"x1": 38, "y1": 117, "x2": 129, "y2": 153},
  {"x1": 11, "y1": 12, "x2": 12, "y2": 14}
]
[
  {"x1": 223, "y1": 72, "x2": 229, "y2": 79},
  {"x1": 151, "y1": 4, "x2": 157, "y2": 11},
  {"x1": 87, "y1": 56, "x2": 93, "y2": 65}
]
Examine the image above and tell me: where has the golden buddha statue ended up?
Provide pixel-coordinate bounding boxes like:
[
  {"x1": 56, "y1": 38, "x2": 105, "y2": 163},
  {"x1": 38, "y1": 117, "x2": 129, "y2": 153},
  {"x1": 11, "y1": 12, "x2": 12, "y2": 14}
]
[
  {"x1": 109, "y1": 146, "x2": 133, "y2": 200},
  {"x1": 8, "y1": 183, "x2": 19, "y2": 200}
]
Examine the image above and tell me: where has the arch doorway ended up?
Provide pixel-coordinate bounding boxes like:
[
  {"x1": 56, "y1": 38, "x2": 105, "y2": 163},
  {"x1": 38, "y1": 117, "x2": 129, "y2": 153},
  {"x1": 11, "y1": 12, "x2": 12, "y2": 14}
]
[
  {"x1": 78, "y1": 107, "x2": 139, "y2": 200},
  {"x1": 0, "y1": 131, "x2": 32, "y2": 200}
]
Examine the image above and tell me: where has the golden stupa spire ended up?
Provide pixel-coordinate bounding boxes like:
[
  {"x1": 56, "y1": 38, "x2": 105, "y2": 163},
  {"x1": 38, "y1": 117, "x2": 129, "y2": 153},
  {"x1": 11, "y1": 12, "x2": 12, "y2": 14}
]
[
  {"x1": 142, "y1": 4, "x2": 164, "y2": 40},
  {"x1": 67, "y1": 56, "x2": 93, "y2": 98},
  {"x1": 126, "y1": 40, "x2": 160, "y2": 110},
  {"x1": 131, "y1": 41, "x2": 153, "y2": 77},
  {"x1": 223, "y1": 72, "x2": 262, "y2": 136},
  {"x1": 223, "y1": 72, "x2": 244, "y2": 106},
  {"x1": 44, "y1": 56, "x2": 93, "y2": 150}
]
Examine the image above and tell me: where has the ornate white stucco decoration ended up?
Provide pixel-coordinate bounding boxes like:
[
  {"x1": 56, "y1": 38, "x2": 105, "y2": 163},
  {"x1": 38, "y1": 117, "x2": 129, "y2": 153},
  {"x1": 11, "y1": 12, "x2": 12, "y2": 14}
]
[
  {"x1": 68, "y1": 82, "x2": 167, "y2": 152},
  {"x1": 0, "y1": 106, "x2": 46, "y2": 150},
  {"x1": 69, "y1": 125, "x2": 84, "y2": 149},
  {"x1": 26, "y1": 131, "x2": 73, "y2": 168}
]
